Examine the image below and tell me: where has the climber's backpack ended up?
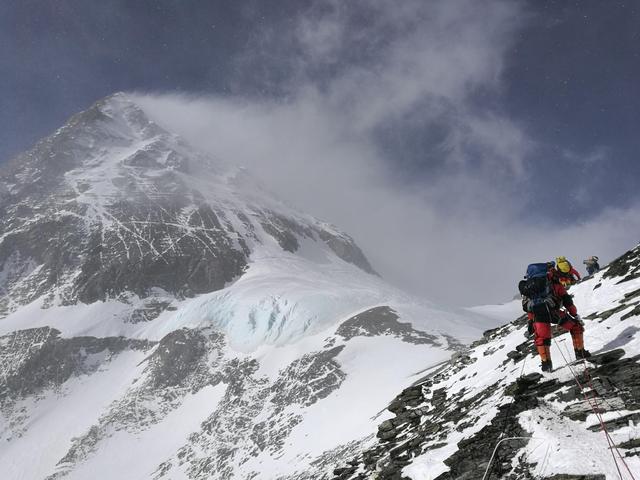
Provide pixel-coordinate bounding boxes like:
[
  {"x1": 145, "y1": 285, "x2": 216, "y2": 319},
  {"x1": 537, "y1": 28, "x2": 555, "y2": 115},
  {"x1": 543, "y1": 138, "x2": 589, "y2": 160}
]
[{"x1": 518, "y1": 263, "x2": 555, "y2": 317}]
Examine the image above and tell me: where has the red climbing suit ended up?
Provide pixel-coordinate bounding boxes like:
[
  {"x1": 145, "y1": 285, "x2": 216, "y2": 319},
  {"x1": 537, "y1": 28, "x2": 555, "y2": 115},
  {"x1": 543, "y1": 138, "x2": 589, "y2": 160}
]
[
  {"x1": 523, "y1": 274, "x2": 585, "y2": 358},
  {"x1": 556, "y1": 266, "x2": 581, "y2": 288}
]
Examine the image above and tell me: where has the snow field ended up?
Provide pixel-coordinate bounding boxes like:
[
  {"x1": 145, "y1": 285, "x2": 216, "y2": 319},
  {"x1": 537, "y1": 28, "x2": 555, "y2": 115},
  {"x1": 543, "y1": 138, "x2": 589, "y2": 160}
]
[
  {"x1": 64, "y1": 384, "x2": 227, "y2": 480},
  {"x1": 0, "y1": 350, "x2": 149, "y2": 480}
]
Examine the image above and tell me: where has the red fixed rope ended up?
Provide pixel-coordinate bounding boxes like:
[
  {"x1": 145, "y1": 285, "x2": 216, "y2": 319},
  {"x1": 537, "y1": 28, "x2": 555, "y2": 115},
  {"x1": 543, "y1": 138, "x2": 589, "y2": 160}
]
[
  {"x1": 553, "y1": 339, "x2": 637, "y2": 480},
  {"x1": 580, "y1": 356, "x2": 637, "y2": 480}
]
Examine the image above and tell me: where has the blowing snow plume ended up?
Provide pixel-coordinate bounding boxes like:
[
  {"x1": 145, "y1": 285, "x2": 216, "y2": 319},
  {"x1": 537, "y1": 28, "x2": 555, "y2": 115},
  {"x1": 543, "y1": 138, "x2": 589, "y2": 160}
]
[{"x1": 131, "y1": 0, "x2": 639, "y2": 306}]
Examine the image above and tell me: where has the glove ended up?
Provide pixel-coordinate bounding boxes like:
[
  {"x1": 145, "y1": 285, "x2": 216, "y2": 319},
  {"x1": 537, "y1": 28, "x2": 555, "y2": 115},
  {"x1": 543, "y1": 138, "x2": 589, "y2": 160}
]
[
  {"x1": 525, "y1": 320, "x2": 534, "y2": 338},
  {"x1": 573, "y1": 315, "x2": 584, "y2": 326}
]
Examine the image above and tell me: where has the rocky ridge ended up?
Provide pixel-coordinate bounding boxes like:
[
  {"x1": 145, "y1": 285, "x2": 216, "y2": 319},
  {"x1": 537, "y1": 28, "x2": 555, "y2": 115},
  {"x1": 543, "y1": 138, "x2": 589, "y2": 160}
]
[{"x1": 328, "y1": 245, "x2": 640, "y2": 479}]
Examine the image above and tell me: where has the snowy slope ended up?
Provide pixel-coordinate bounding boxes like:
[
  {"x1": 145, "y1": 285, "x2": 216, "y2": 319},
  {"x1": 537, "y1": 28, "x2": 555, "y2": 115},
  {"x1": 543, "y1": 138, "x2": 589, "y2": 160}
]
[
  {"x1": 0, "y1": 93, "x2": 499, "y2": 480},
  {"x1": 330, "y1": 244, "x2": 640, "y2": 479},
  {"x1": 466, "y1": 301, "x2": 524, "y2": 324}
]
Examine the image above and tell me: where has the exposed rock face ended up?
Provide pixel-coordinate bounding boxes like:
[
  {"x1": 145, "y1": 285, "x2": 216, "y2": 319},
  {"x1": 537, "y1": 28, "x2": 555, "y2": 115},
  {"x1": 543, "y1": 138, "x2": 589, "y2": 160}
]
[
  {"x1": 271, "y1": 345, "x2": 347, "y2": 407},
  {"x1": 0, "y1": 327, "x2": 153, "y2": 404},
  {"x1": 73, "y1": 202, "x2": 249, "y2": 303},
  {"x1": 257, "y1": 209, "x2": 377, "y2": 275},
  {"x1": 337, "y1": 307, "x2": 439, "y2": 345},
  {"x1": 145, "y1": 328, "x2": 210, "y2": 389},
  {"x1": 603, "y1": 244, "x2": 640, "y2": 283},
  {"x1": 316, "y1": 229, "x2": 377, "y2": 275}
]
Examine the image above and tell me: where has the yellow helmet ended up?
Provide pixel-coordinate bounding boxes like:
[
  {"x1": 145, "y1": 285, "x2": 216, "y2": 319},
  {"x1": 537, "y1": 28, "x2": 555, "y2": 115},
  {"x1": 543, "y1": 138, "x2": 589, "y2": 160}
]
[{"x1": 556, "y1": 256, "x2": 571, "y2": 273}]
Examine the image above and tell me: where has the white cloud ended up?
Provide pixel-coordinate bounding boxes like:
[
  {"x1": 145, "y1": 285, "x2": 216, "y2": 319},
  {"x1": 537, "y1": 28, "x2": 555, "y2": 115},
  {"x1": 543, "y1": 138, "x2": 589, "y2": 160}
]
[{"x1": 132, "y1": 0, "x2": 639, "y2": 305}]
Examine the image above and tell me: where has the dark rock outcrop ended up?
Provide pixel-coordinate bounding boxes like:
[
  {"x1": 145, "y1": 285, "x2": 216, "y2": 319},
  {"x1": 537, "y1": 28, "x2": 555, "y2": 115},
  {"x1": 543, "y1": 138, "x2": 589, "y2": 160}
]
[
  {"x1": 337, "y1": 306, "x2": 440, "y2": 346},
  {"x1": 603, "y1": 244, "x2": 640, "y2": 283},
  {"x1": 0, "y1": 327, "x2": 153, "y2": 404}
]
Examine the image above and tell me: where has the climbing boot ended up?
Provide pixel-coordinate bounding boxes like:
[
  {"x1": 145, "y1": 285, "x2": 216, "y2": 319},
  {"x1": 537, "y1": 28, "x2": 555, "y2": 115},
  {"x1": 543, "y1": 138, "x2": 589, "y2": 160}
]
[
  {"x1": 537, "y1": 345, "x2": 552, "y2": 372},
  {"x1": 574, "y1": 348, "x2": 591, "y2": 359}
]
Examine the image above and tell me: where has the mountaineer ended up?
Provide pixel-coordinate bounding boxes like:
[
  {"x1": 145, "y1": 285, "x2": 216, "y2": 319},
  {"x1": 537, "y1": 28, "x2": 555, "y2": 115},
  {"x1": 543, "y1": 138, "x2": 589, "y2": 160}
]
[
  {"x1": 583, "y1": 256, "x2": 600, "y2": 276},
  {"x1": 519, "y1": 262, "x2": 590, "y2": 372},
  {"x1": 555, "y1": 256, "x2": 581, "y2": 287}
]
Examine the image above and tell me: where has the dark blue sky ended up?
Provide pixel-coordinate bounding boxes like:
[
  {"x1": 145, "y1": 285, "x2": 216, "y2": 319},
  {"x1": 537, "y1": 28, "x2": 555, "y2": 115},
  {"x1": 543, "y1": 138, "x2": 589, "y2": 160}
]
[
  {"x1": 1, "y1": 0, "x2": 284, "y2": 156},
  {"x1": 502, "y1": 1, "x2": 640, "y2": 219},
  {"x1": 2, "y1": 0, "x2": 639, "y2": 222}
]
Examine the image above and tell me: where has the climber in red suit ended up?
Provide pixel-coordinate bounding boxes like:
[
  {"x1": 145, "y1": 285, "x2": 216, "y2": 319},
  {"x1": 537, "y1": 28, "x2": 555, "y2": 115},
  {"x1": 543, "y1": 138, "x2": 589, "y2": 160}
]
[{"x1": 522, "y1": 265, "x2": 590, "y2": 372}]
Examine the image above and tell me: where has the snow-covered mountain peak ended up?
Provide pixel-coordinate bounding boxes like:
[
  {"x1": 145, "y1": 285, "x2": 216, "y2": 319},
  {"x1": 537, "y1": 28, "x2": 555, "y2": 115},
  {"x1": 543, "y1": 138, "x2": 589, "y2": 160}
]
[
  {"x1": 0, "y1": 93, "x2": 383, "y2": 323},
  {"x1": 51, "y1": 92, "x2": 233, "y2": 202},
  {"x1": 0, "y1": 94, "x2": 505, "y2": 480}
]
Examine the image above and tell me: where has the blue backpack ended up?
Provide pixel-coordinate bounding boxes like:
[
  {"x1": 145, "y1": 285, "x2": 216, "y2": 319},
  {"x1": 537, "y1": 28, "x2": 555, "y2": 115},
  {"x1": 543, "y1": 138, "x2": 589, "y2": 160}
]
[{"x1": 518, "y1": 263, "x2": 555, "y2": 316}]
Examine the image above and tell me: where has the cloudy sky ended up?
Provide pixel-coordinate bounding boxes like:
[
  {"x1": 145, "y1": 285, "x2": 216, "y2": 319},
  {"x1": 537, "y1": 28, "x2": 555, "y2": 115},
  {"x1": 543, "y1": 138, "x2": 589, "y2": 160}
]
[{"x1": 2, "y1": 0, "x2": 639, "y2": 305}]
